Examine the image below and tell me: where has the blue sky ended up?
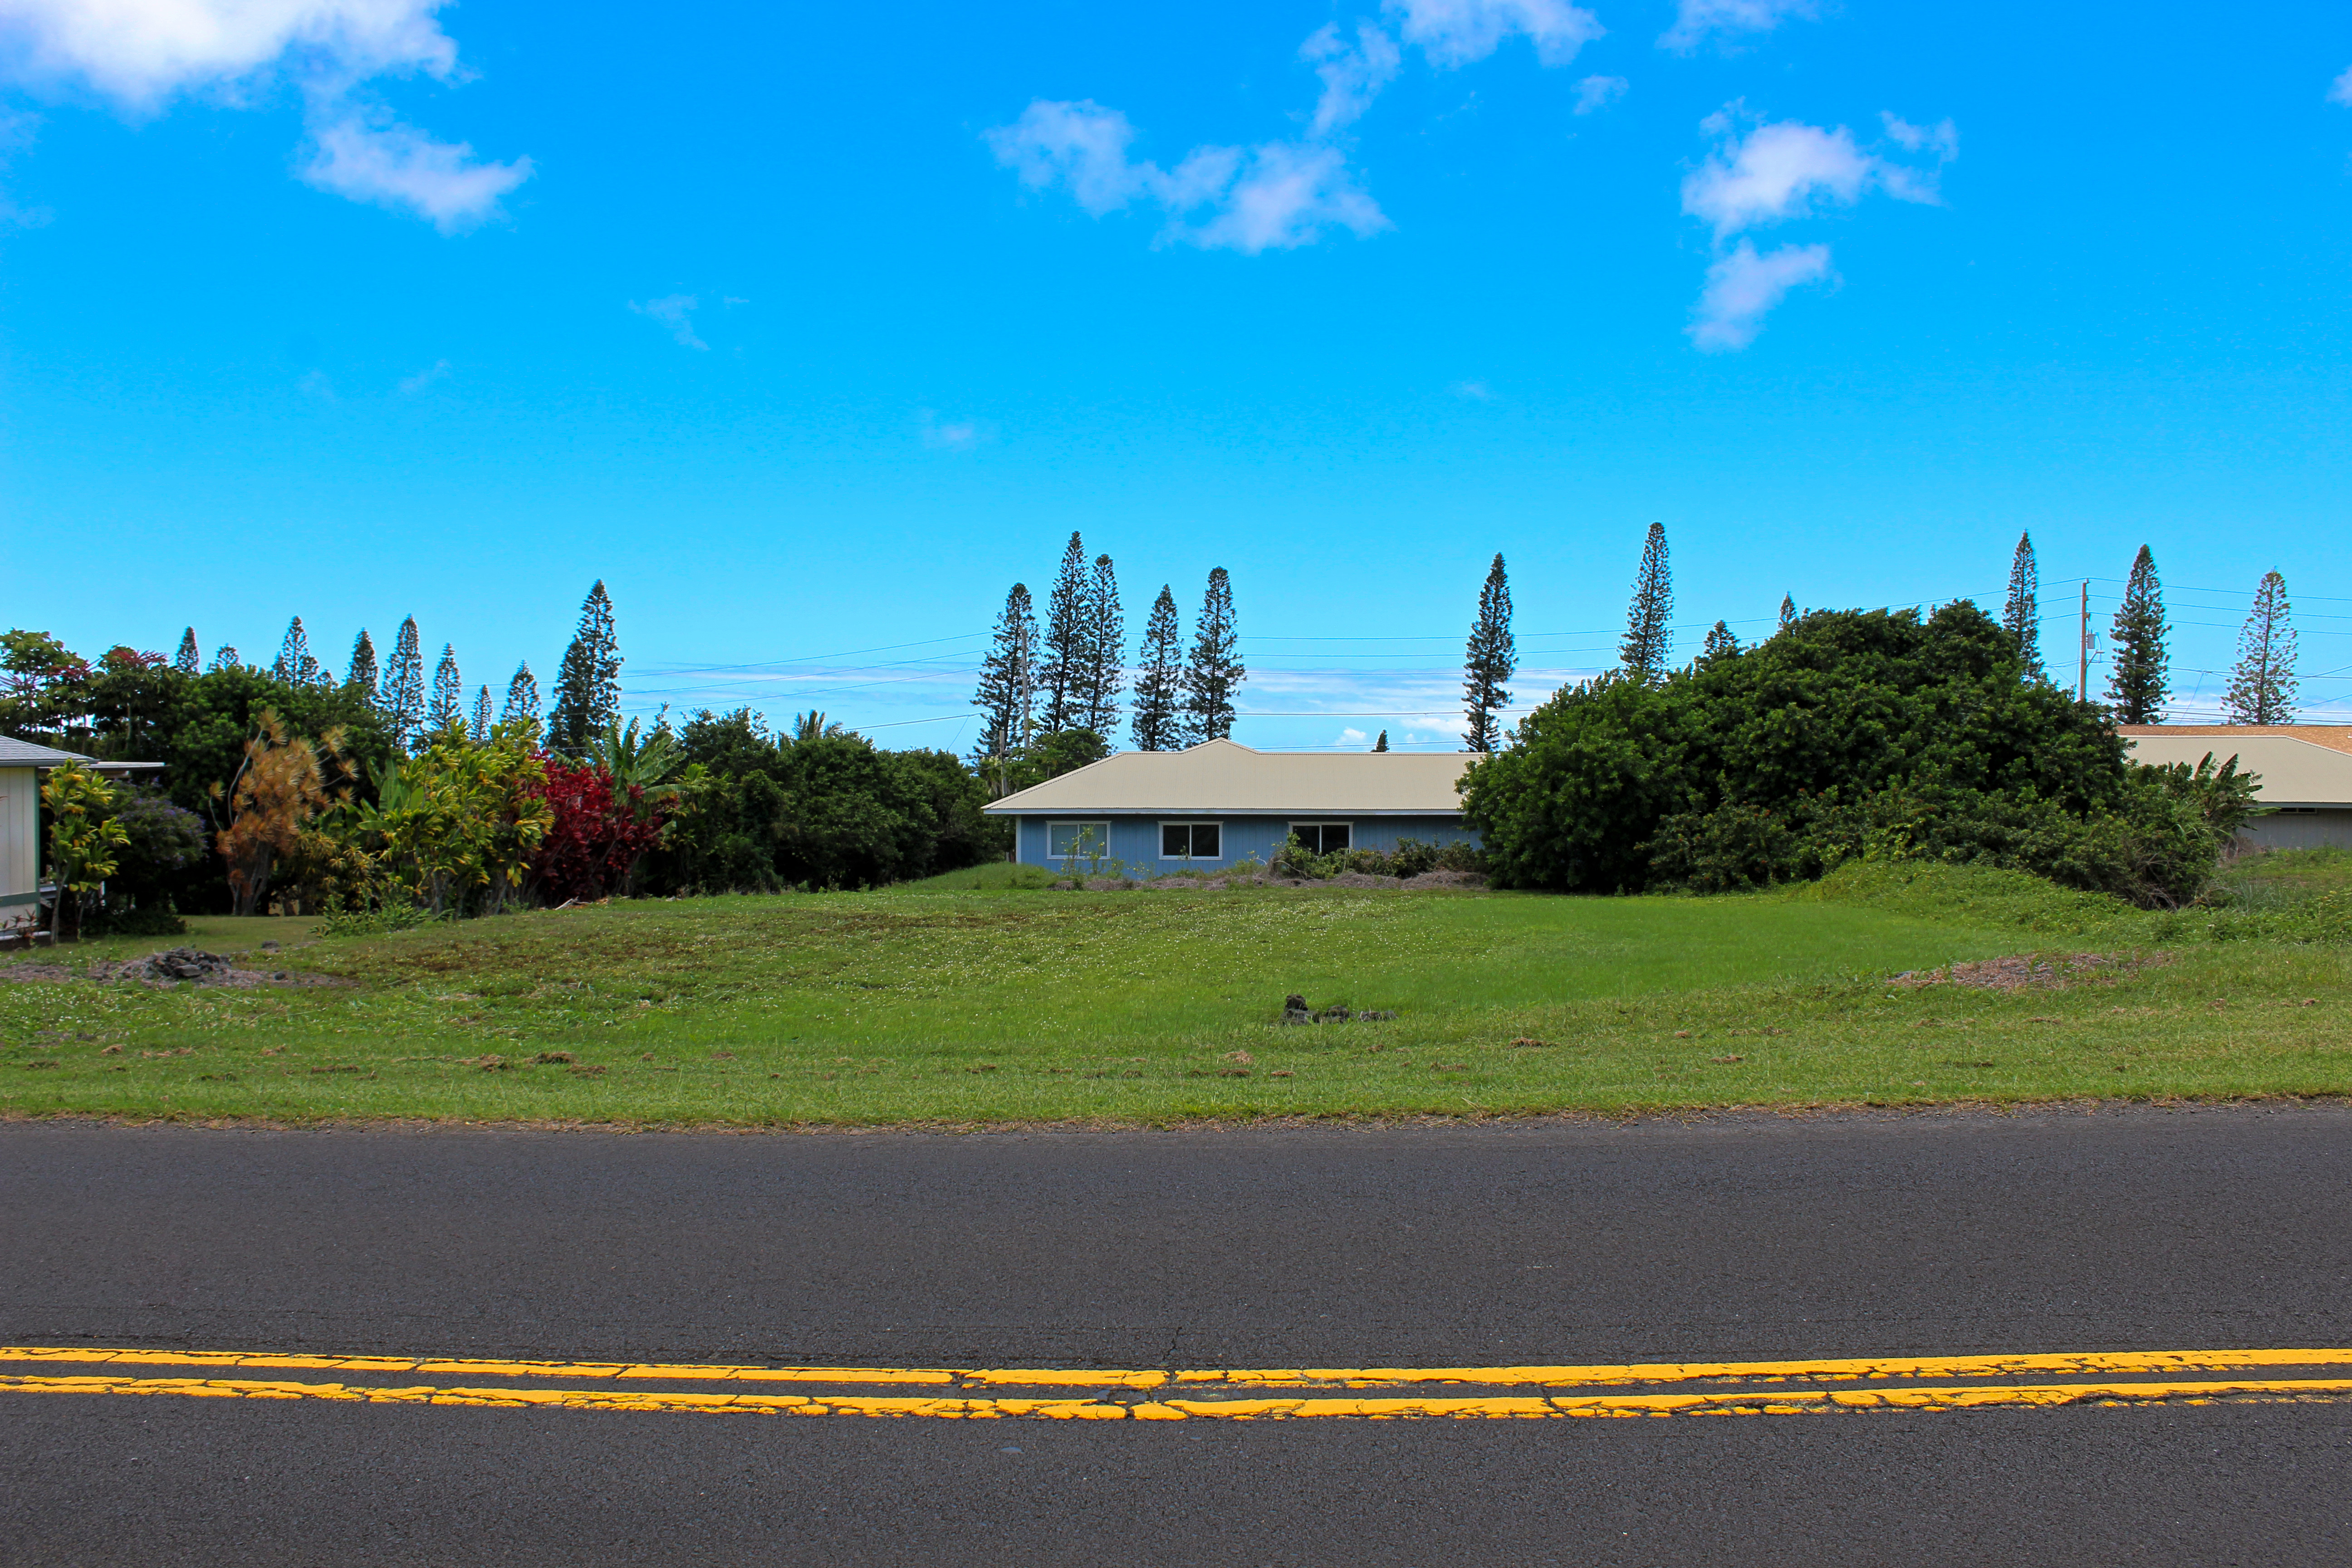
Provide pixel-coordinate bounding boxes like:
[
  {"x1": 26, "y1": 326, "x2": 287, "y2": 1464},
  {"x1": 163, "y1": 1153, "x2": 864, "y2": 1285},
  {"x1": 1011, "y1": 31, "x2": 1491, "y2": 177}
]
[{"x1": 4, "y1": 0, "x2": 2352, "y2": 751}]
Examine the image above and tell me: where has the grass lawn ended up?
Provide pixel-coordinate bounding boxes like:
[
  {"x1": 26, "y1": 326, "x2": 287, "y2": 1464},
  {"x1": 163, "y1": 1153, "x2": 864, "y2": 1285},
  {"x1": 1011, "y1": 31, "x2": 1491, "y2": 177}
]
[{"x1": 4, "y1": 861, "x2": 2350, "y2": 1126}]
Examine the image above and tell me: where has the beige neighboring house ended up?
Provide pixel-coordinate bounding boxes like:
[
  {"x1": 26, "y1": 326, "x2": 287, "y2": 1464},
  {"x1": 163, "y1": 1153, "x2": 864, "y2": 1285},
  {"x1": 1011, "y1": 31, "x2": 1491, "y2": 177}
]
[
  {"x1": 2119, "y1": 725, "x2": 2352, "y2": 852},
  {"x1": 0, "y1": 736, "x2": 166, "y2": 929}
]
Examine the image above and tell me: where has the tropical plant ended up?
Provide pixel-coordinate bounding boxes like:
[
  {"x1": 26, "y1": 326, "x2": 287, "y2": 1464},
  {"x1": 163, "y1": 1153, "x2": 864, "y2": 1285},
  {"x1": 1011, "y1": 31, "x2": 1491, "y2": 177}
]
[
  {"x1": 211, "y1": 711, "x2": 350, "y2": 916},
  {"x1": 175, "y1": 629, "x2": 201, "y2": 676},
  {"x1": 792, "y1": 710, "x2": 848, "y2": 742},
  {"x1": 529, "y1": 758, "x2": 666, "y2": 902},
  {"x1": 588, "y1": 715, "x2": 685, "y2": 794},
  {"x1": 372, "y1": 720, "x2": 552, "y2": 913},
  {"x1": 100, "y1": 787, "x2": 207, "y2": 913},
  {"x1": 0, "y1": 629, "x2": 93, "y2": 738},
  {"x1": 41, "y1": 763, "x2": 128, "y2": 939}
]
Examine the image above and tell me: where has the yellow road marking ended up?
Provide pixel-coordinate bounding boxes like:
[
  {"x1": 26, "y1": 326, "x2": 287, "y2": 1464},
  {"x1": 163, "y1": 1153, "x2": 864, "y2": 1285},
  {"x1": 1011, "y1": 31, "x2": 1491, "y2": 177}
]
[
  {"x1": 7, "y1": 1372, "x2": 2352, "y2": 1419},
  {"x1": 10, "y1": 1345, "x2": 2352, "y2": 1391}
]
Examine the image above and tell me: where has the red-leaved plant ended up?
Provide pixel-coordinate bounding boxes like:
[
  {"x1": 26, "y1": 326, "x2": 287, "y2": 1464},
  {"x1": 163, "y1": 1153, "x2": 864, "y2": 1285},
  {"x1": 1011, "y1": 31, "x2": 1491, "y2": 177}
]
[{"x1": 528, "y1": 759, "x2": 668, "y2": 904}]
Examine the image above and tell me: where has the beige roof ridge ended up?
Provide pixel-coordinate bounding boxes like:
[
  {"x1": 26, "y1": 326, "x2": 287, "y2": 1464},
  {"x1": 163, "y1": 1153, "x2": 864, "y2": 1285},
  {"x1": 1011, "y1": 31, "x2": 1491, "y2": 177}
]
[
  {"x1": 2117, "y1": 724, "x2": 2352, "y2": 756},
  {"x1": 982, "y1": 739, "x2": 1478, "y2": 817}
]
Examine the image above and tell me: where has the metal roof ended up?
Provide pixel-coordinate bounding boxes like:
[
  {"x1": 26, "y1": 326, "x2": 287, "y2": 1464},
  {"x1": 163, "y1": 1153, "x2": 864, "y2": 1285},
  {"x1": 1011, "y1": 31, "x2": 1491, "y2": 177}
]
[
  {"x1": 2120, "y1": 726, "x2": 2352, "y2": 807},
  {"x1": 0, "y1": 736, "x2": 93, "y2": 767},
  {"x1": 980, "y1": 739, "x2": 1477, "y2": 816}
]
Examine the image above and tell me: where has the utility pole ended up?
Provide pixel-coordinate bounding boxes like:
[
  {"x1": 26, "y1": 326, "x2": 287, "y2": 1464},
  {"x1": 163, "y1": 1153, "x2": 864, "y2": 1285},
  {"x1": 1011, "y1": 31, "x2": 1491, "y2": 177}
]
[{"x1": 2078, "y1": 581, "x2": 2091, "y2": 703}]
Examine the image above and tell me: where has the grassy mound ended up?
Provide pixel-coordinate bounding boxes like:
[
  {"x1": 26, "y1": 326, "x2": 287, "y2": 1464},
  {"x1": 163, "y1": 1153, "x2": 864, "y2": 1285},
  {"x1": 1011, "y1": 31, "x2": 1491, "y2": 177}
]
[
  {"x1": 1788, "y1": 860, "x2": 2144, "y2": 938},
  {"x1": 881, "y1": 862, "x2": 1062, "y2": 893}
]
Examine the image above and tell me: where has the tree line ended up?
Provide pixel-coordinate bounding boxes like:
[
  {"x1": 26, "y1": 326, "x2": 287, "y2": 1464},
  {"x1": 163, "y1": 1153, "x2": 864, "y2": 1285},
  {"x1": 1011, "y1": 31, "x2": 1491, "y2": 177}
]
[
  {"x1": 171, "y1": 579, "x2": 627, "y2": 760},
  {"x1": 970, "y1": 534, "x2": 1244, "y2": 791},
  {"x1": 1452, "y1": 524, "x2": 2307, "y2": 760},
  {"x1": 0, "y1": 579, "x2": 1003, "y2": 929}
]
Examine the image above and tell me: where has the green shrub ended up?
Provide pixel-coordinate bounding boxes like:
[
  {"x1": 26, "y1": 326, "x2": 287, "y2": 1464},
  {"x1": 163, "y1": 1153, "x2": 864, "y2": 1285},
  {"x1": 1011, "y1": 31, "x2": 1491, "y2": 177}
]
[
  {"x1": 320, "y1": 903, "x2": 437, "y2": 938},
  {"x1": 1794, "y1": 859, "x2": 2142, "y2": 937},
  {"x1": 81, "y1": 903, "x2": 189, "y2": 938},
  {"x1": 1463, "y1": 604, "x2": 2239, "y2": 907}
]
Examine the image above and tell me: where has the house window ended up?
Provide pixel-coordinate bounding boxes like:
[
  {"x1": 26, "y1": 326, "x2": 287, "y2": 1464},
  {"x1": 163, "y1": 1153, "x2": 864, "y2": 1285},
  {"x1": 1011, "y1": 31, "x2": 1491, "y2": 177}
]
[
  {"x1": 1161, "y1": 822, "x2": 1222, "y2": 860},
  {"x1": 1289, "y1": 823, "x2": 1352, "y2": 855},
  {"x1": 1048, "y1": 822, "x2": 1109, "y2": 859}
]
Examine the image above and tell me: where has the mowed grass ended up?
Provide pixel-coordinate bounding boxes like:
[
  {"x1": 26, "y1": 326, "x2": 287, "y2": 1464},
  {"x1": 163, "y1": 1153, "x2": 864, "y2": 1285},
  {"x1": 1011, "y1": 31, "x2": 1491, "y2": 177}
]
[{"x1": 3, "y1": 872, "x2": 2349, "y2": 1125}]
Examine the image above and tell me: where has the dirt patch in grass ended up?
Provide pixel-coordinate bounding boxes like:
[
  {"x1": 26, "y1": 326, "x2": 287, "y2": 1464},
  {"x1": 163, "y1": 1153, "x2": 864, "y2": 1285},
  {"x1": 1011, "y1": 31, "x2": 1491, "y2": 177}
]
[
  {"x1": 1892, "y1": 952, "x2": 2167, "y2": 991},
  {"x1": 0, "y1": 951, "x2": 341, "y2": 990}
]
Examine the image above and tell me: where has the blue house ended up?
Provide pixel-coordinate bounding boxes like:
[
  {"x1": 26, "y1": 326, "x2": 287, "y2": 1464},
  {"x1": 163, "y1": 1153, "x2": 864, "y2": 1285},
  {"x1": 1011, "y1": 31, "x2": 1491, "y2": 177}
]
[{"x1": 982, "y1": 739, "x2": 1482, "y2": 872}]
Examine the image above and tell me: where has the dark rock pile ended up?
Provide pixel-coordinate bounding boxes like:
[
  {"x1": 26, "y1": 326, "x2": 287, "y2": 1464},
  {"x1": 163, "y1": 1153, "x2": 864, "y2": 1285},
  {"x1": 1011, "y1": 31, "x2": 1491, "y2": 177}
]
[
  {"x1": 1279, "y1": 993, "x2": 1397, "y2": 1025},
  {"x1": 118, "y1": 947, "x2": 235, "y2": 982}
]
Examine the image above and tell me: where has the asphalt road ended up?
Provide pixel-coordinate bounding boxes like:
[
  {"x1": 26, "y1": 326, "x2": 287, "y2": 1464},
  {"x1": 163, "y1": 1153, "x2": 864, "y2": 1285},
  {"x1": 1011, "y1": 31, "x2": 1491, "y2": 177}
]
[{"x1": 4, "y1": 1105, "x2": 2351, "y2": 1564}]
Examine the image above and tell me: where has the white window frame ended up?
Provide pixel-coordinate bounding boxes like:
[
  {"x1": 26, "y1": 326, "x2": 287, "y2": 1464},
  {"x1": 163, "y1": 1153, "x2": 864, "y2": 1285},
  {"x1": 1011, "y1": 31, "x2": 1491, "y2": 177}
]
[
  {"x1": 1158, "y1": 821, "x2": 1224, "y2": 861},
  {"x1": 1289, "y1": 821, "x2": 1354, "y2": 855},
  {"x1": 1047, "y1": 822, "x2": 1111, "y2": 860}
]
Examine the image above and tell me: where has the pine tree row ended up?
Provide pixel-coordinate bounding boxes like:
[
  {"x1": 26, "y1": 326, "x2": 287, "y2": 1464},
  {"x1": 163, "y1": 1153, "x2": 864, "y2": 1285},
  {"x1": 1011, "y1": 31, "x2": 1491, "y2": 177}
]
[
  {"x1": 1453, "y1": 524, "x2": 2300, "y2": 751},
  {"x1": 181, "y1": 579, "x2": 620, "y2": 756},
  {"x1": 972, "y1": 535, "x2": 1245, "y2": 788}
]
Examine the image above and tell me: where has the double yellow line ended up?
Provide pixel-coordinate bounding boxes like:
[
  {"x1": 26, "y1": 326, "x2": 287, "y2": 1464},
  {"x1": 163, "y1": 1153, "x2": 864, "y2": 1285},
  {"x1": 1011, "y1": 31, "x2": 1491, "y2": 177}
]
[{"x1": 6, "y1": 1345, "x2": 2350, "y2": 1421}]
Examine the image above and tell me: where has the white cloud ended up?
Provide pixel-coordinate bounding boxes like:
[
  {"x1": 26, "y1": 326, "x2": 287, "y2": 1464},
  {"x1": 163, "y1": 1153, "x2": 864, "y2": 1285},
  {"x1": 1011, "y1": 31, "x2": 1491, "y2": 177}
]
[
  {"x1": 0, "y1": 0, "x2": 527, "y2": 228},
  {"x1": 2329, "y1": 66, "x2": 2352, "y2": 106},
  {"x1": 397, "y1": 357, "x2": 449, "y2": 393},
  {"x1": 1174, "y1": 140, "x2": 1387, "y2": 252},
  {"x1": 1688, "y1": 240, "x2": 1833, "y2": 350},
  {"x1": 1678, "y1": 107, "x2": 1951, "y2": 350},
  {"x1": 1336, "y1": 726, "x2": 1370, "y2": 747},
  {"x1": 1302, "y1": 22, "x2": 1401, "y2": 136},
  {"x1": 991, "y1": 3, "x2": 1605, "y2": 255},
  {"x1": 297, "y1": 368, "x2": 337, "y2": 399},
  {"x1": 302, "y1": 107, "x2": 529, "y2": 230},
  {"x1": 1880, "y1": 111, "x2": 1959, "y2": 160},
  {"x1": 1450, "y1": 378, "x2": 1495, "y2": 399},
  {"x1": 1384, "y1": 0, "x2": 1604, "y2": 69},
  {"x1": 919, "y1": 410, "x2": 990, "y2": 451},
  {"x1": 1573, "y1": 74, "x2": 1627, "y2": 114},
  {"x1": 1681, "y1": 108, "x2": 1946, "y2": 240},
  {"x1": 0, "y1": 0, "x2": 456, "y2": 107},
  {"x1": 985, "y1": 99, "x2": 1154, "y2": 215},
  {"x1": 630, "y1": 294, "x2": 706, "y2": 350},
  {"x1": 1659, "y1": 0, "x2": 1818, "y2": 54},
  {"x1": 989, "y1": 100, "x2": 1387, "y2": 254}
]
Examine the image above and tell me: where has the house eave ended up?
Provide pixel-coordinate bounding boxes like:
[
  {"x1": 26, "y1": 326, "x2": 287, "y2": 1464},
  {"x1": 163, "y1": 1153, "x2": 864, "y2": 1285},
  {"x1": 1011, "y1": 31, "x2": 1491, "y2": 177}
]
[{"x1": 981, "y1": 804, "x2": 1465, "y2": 817}]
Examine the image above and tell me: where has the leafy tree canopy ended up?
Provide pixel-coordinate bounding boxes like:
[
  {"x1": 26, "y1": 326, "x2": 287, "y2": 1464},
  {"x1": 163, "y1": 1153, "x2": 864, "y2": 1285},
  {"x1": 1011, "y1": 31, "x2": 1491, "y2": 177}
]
[{"x1": 1464, "y1": 603, "x2": 2229, "y2": 906}]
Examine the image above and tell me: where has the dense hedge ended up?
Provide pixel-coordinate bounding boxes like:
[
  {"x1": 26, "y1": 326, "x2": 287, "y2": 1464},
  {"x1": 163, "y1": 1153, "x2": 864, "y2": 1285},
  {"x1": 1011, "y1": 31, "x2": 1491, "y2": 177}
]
[
  {"x1": 642, "y1": 709, "x2": 1004, "y2": 892},
  {"x1": 1460, "y1": 604, "x2": 2253, "y2": 907}
]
